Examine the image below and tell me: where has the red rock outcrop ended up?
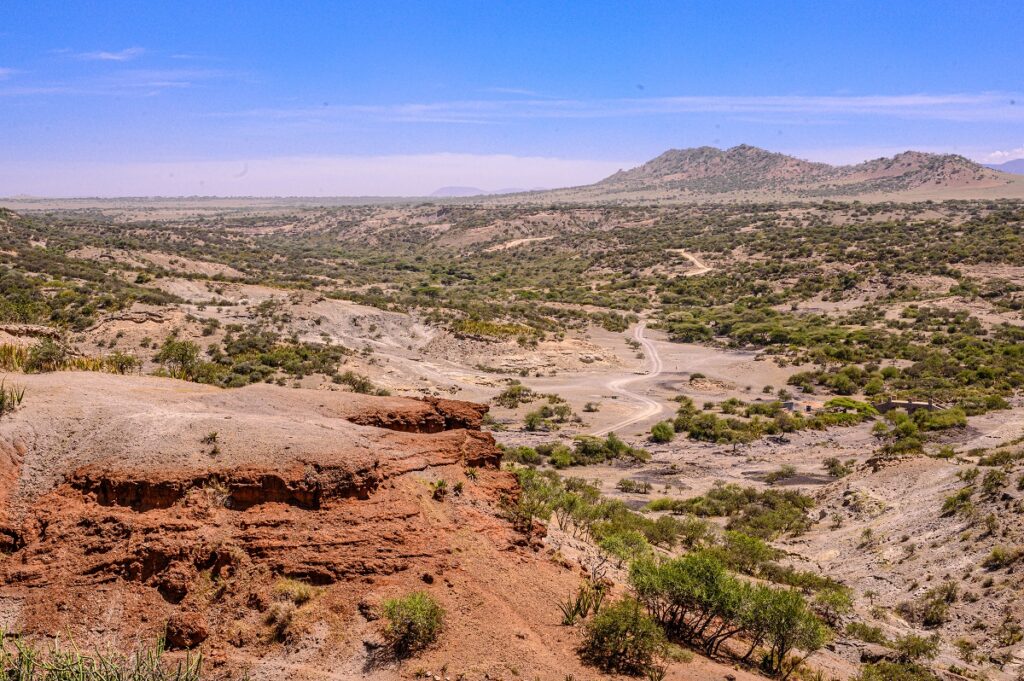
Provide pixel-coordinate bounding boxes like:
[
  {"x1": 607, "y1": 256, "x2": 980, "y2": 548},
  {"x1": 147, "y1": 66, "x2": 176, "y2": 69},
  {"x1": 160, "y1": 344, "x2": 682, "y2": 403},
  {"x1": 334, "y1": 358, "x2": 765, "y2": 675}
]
[{"x1": 0, "y1": 373, "x2": 758, "y2": 681}]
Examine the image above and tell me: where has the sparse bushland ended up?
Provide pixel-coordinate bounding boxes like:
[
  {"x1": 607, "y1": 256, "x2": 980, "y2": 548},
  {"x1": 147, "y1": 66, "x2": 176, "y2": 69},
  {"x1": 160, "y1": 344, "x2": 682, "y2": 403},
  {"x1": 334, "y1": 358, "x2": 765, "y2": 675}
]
[
  {"x1": 149, "y1": 330, "x2": 367, "y2": 390},
  {"x1": 511, "y1": 467, "x2": 838, "y2": 677},
  {"x1": 670, "y1": 395, "x2": 878, "y2": 450},
  {"x1": 646, "y1": 482, "x2": 815, "y2": 540},
  {"x1": 509, "y1": 434, "x2": 650, "y2": 469},
  {"x1": 630, "y1": 553, "x2": 829, "y2": 677},
  {"x1": 5, "y1": 201, "x2": 1023, "y2": 426},
  {"x1": 3, "y1": 199, "x2": 1023, "y2": 681},
  {"x1": 380, "y1": 592, "x2": 445, "y2": 657}
]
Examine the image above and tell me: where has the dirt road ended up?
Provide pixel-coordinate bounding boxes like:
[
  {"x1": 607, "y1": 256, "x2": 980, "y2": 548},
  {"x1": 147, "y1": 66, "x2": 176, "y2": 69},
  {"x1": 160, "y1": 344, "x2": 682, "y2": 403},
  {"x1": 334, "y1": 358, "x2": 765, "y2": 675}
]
[
  {"x1": 591, "y1": 322, "x2": 667, "y2": 436},
  {"x1": 670, "y1": 249, "x2": 713, "y2": 276}
]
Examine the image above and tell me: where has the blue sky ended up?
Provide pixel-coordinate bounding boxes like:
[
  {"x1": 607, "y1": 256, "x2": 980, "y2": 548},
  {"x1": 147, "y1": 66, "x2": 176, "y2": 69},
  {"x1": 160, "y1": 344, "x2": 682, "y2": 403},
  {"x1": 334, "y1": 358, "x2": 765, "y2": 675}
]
[{"x1": 2, "y1": 1, "x2": 1023, "y2": 196}]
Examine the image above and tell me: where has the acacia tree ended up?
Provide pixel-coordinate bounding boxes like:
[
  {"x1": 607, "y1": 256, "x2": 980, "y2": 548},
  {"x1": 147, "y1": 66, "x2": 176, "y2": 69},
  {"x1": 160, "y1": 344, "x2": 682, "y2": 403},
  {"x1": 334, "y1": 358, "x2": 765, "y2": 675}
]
[{"x1": 761, "y1": 588, "x2": 830, "y2": 679}]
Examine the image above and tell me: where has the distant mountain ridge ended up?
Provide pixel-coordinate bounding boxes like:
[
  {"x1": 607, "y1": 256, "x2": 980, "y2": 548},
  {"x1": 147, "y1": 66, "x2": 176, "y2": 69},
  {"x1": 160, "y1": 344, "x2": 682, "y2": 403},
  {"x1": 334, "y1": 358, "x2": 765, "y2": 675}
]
[
  {"x1": 985, "y1": 159, "x2": 1024, "y2": 175},
  {"x1": 431, "y1": 186, "x2": 533, "y2": 197},
  {"x1": 589, "y1": 144, "x2": 1013, "y2": 198}
]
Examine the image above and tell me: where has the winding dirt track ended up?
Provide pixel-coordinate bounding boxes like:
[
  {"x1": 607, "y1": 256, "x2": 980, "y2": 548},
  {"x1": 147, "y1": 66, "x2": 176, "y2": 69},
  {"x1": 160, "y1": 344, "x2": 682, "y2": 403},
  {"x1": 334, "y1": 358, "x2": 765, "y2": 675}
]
[
  {"x1": 590, "y1": 322, "x2": 667, "y2": 436},
  {"x1": 672, "y1": 249, "x2": 713, "y2": 276}
]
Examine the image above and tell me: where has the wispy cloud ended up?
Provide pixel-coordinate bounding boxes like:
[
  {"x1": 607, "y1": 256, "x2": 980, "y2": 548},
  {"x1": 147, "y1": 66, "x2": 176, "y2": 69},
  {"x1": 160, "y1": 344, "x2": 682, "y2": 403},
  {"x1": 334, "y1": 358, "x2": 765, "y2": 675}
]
[
  {"x1": 75, "y1": 47, "x2": 146, "y2": 62},
  {"x1": 481, "y1": 87, "x2": 544, "y2": 97},
  {"x1": 0, "y1": 68, "x2": 16, "y2": 80},
  {"x1": 0, "y1": 68, "x2": 238, "y2": 97},
  {"x1": 218, "y1": 92, "x2": 1024, "y2": 125}
]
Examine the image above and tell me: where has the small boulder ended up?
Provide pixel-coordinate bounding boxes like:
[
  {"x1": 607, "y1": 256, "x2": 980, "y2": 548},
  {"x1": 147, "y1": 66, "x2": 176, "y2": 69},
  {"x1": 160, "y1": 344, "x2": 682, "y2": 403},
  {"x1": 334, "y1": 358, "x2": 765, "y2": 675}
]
[
  {"x1": 859, "y1": 642, "x2": 898, "y2": 664},
  {"x1": 166, "y1": 612, "x2": 209, "y2": 650}
]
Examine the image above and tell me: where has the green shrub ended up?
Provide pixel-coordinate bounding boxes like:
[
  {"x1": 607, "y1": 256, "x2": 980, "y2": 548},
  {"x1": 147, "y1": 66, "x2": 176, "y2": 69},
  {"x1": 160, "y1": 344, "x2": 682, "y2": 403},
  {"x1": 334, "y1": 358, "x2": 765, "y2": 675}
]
[
  {"x1": 25, "y1": 339, "x2": 67, "y2": 373},
  {"x1": 503, "y1": 445, "x2": 541, "y2": 465},
  {"x1": 629, "y1": 553, "x2": 828, "y2": 671},
  {"x1": 616, "y1": 478, "x2": 653, "y2": 494},
  {"x1": 381, "y1": 592, "x2": 444, "y2": 657},
  {"x1": 897, "y1": 582, "x2": 957, "y2": 628},
  {"x1": 581, "y1": 598, "x2": 666, "y2": 675},
  {"x1": 856, "y1": 662, "x2": 939, "y2": 681},
  {"x1": 982, "y1": 545, "x2": 1023, "y2": 570},
  {"x1": 823, "y1": 457, "x2": 853, "y2": 477},
  {"x1": 915, "y1": 407, "x2": 967, "y2": 431},
  {"x1": 764, "y1": 465, "x2": 797, "y2": 484},
  {"x1": 846, "y1": 621, "x2": 889, "y2": 645},
  {"x1": 941, "y1": 487, "x2": 974, "y2": 516},
  {"x1": 333, "y1": 370, "x2": 389, "y2": 395},
  {"x1": 893, "y1": 633, "x2": 939, "y2": 663},
  {"x1": 650, "y1": 421, "x2": 675, "y2": 443},
  {"x1": 494, "y1": 381, "x2": 536, "y2": 408},
  {"x1": 598, "y1": 529, "x2": 653, "y2": 564}
]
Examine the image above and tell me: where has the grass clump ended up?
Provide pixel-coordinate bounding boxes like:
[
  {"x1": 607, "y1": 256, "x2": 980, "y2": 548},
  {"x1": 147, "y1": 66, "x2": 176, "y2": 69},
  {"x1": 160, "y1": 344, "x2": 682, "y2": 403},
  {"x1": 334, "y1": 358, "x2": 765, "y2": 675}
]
[
  {"x1": 273, "y1": 577, "x2": 318, "y2": 605},
  {"x1": 381, "y1": 592, "x2": 444, "y2": 657},
  {"x1": 0, "y1": 378, "x2": 26, "y2": 417},
  {"x1": 982, "y1": 545, "x2": 1023, "y2": 570},
  {"x1": 0, "y1": 632, "x2": 202, "y2": 681}
]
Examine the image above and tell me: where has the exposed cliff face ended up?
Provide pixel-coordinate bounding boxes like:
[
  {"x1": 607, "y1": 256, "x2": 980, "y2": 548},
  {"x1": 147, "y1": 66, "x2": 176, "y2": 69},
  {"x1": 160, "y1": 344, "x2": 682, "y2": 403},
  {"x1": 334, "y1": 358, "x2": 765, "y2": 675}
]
[
  {"x1": 0, "y1": 373, "x2": 760, "y2": 680},
  {"x1": 0, "y1": 374, "x2": 523, "y2": 678}
]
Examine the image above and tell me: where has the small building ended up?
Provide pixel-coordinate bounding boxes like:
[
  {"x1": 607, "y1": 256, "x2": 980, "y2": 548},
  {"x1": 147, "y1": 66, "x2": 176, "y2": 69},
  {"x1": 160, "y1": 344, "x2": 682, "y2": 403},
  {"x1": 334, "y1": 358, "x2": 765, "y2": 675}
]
[{"x1": 876, "y1": 398, "x2": 943, "y2": 415}]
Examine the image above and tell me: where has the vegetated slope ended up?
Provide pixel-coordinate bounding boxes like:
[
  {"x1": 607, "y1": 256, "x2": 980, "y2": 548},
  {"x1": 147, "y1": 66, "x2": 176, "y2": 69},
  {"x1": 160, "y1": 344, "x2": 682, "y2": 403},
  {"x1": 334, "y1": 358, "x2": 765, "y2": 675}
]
[
  {"x1": 507, "y1": 145, "x2": 1024, "y2": 202},
  {"x1": 597, "y1": 144, "x2": 835, "y2": 194},
  {"x1": 0, "y1": 372, "x2": 746, "y2": 680}
]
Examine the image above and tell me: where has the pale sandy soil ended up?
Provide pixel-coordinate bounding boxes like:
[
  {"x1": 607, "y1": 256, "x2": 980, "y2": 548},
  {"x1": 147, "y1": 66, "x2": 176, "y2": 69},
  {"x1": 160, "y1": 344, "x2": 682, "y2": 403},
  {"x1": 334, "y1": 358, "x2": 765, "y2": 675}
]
[
  {"x1": 482, "y1": 236, "x2": 553, "y2": 252},
  {"x1": 67, "y1": 246, "x2": 247, "y2": 278}
]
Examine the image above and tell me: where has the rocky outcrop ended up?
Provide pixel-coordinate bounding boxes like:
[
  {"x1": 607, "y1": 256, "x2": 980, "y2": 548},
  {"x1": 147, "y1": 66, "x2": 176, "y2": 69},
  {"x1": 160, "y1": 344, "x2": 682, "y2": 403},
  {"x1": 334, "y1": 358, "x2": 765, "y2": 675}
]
[{"x1": 0, "y1": 373, "x2": 524, "y2": 674}]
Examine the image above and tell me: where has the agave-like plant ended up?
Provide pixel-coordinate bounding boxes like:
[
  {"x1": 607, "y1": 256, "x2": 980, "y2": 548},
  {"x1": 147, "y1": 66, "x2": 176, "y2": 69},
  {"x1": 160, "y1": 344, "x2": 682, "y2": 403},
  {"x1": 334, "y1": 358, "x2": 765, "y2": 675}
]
[
  {"x1": 0, "y1": 377, "x2": 26, "y2": 417},
  {"x1": 0, "y1": 630, "x2": 202, "y2": 681}
]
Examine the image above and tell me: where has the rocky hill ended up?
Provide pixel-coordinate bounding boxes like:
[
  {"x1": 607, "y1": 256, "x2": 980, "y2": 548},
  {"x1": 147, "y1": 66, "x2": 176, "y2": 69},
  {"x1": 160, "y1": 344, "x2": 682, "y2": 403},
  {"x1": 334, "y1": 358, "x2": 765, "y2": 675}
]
[
  {"x1": 497, "y1": 145, "x2": 1024, "y2": 203},
  {"x1": 598, "y1": 144, "x2": 835, "y2": 194}
]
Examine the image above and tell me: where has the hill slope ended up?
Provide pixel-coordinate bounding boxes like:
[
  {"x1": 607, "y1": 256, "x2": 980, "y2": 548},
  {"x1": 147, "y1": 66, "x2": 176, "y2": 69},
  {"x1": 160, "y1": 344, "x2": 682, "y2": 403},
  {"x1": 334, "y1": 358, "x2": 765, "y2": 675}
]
[{"x1": 500, "y1": 145, "x2": 1024, "y2": 203}]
